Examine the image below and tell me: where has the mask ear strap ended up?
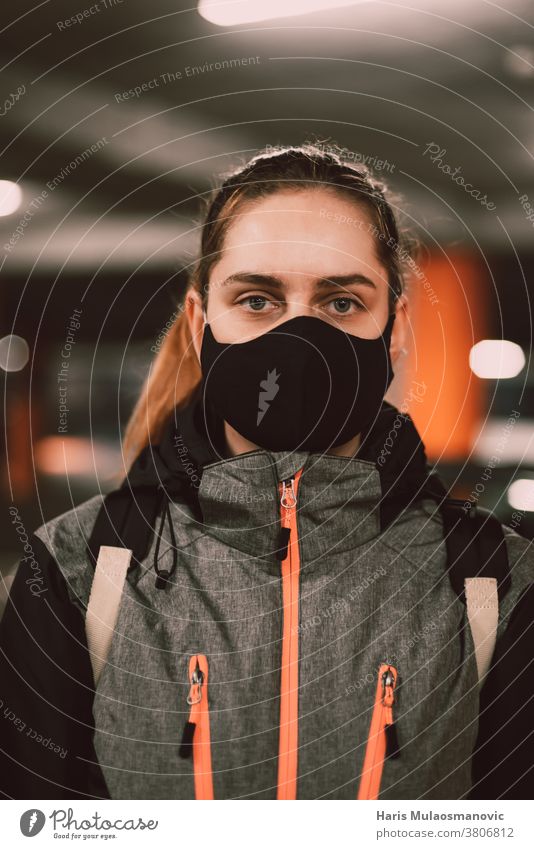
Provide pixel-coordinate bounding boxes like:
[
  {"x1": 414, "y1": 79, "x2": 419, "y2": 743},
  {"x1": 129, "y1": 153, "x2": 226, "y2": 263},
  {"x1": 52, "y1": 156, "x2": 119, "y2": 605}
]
[{"x1": 202, "y1": 308, "x2": 208, "y2": 326}]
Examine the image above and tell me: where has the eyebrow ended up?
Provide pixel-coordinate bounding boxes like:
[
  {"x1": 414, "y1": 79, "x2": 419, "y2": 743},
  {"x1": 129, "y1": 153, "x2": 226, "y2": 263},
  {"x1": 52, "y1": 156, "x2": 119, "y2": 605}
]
[{"x1": 217, "y1": 272, "x2": 377, "y2": 291}]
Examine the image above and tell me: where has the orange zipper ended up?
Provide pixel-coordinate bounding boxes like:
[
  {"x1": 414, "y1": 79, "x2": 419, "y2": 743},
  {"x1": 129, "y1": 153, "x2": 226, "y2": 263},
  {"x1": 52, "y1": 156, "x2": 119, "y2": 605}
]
[
  {"x1": 179, "y1": 654, "x2": 214, "y2": 799},
  {"x1": 276, "y1": 468, "x2": 304, "y2": 800},
  {"x1": 357, "y1": 663, "x2": 400, "y2": 800}
]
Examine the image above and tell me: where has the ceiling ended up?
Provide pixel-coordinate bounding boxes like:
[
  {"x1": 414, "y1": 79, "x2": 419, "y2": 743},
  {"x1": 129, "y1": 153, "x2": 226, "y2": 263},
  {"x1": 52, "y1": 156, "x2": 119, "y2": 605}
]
[{"x1": 0, "y1": 0, "x2": 533, "y2": 276}]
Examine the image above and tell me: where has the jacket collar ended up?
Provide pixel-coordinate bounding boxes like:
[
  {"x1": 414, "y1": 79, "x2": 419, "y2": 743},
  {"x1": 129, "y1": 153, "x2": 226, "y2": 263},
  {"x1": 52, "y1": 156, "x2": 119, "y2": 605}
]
[{"x1": 126, "y1": 383, "x2": 433, "y2": 565}]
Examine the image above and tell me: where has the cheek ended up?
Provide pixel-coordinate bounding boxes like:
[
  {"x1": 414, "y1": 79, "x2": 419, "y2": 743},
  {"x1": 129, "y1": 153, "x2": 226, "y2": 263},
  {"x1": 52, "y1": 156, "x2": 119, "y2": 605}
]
[
  {"x1": 203, "y1": 311, "x2": 251, "y2": 345},
  {"x1": 354, "y1": 304, "x2": 391, "y2": 339}
]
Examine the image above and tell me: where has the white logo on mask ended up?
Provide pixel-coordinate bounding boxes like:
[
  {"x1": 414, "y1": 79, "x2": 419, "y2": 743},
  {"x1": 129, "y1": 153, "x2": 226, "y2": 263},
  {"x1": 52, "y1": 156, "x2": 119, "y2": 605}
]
[{"x1": 257, "y1": 368, "x2": 280, "y2": 425}]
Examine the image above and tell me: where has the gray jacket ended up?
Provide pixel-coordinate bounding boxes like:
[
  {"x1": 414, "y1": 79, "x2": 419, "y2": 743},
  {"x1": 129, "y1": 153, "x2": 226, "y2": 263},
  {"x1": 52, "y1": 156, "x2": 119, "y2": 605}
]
[{"x1": 1, "y1": 394, "x2": 533, "y2": 799}]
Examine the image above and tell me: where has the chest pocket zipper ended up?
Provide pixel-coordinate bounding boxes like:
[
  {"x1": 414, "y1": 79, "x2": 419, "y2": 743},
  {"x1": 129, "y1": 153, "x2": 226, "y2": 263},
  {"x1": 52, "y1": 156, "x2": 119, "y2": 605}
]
[
  {"x1": 179, "y1": 654, "x2": 214, "y2": 799},
  {"x1": 357, "y1": 663, "x2": 400, "y2": 799}
]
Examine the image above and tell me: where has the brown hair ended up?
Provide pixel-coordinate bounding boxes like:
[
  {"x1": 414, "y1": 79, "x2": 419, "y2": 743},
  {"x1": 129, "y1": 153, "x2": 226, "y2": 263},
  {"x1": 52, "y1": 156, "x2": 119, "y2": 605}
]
[{"x1": 122, "y1": 139, "x2": 418, "y2": 470}]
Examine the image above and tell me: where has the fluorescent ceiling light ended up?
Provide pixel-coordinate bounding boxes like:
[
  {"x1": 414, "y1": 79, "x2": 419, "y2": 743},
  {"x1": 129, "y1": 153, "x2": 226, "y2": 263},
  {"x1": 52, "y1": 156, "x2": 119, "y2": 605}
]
[
  {"x1": 469, "y1": 339, "x2": 525, "y2": 379},
  {"x1": 0, "y1": 180, "x2": 22, "y2": 216},
  {"x1": 507, "y1": 479, "x2": 534, "y2": 512},
  {"x1": 198, "y1": 0, "x2": 365, "y2": 26}
]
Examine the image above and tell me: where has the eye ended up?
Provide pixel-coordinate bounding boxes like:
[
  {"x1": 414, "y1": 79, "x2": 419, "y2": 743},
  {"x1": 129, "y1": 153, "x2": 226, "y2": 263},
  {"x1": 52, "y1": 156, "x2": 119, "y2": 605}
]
[
  {"x1": 326, "y1": 296, "x2": 365, "y2": 314},
  {"x1": 236, "y1": 295, "x2": 277, "y2": 312}
]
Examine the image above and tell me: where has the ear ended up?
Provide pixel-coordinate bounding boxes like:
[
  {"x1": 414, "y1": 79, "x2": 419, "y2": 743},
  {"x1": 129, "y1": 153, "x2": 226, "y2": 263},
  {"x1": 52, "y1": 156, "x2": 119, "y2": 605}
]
[
  {"x1": 389, "y1": 292, "x2": 409, "y2": 364},
  {"x1": 185, "y1": 288, "x2": 205, "y2": 363}
]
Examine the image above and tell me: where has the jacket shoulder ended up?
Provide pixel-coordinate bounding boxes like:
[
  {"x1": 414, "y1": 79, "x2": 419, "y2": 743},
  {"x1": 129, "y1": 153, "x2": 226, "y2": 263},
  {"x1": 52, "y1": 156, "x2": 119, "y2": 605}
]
[
  {"x1": 33, "y1": 493, "x2": 105, "y2": 612},
  {"x1": 376, "y1": 497, "x2": 447, "y2": 576}
]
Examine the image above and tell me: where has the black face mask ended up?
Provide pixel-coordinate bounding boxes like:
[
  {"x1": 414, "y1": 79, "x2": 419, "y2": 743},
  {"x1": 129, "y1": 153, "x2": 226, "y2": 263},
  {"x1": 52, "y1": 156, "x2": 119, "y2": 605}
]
[{"x1": 199, "y1": 312, "x2": 396, "y2": 452}]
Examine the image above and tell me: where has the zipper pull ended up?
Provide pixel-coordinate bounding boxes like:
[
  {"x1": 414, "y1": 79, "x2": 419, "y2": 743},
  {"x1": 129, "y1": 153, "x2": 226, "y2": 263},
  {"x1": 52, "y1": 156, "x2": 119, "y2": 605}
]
[
  {"x1": 280, "y1": 477, "x2": 297, "y2": 510},
  {"x1": 382, "y1": 667, "x2": 401, "y2": 759},
  {"x1": 179, "y1": 658, "x2": 204, "y2": 759},
  {"x1": 276, "y1": 478, "x2": 297, "y2": 561},
  {"x1": 187, "y1": 658, "x2": 204, "y2": 705}
]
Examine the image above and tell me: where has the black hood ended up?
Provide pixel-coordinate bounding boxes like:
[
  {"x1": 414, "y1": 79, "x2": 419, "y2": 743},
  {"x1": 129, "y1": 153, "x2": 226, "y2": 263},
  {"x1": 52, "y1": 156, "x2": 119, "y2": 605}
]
[{"x1": 122, "y1": 384, "x2": 223, "y2": 503}]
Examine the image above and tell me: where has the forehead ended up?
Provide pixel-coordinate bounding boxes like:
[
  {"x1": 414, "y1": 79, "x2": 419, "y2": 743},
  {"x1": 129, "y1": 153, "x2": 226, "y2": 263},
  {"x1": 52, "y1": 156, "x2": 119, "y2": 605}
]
[{"x1": 212, "y1": 188, "x2": 385, "y2": 279}]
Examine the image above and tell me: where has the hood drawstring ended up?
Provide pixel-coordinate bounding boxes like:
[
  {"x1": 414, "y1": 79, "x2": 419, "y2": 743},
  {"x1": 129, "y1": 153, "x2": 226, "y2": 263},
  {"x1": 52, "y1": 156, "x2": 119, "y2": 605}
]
[{"x1": 153, "y1": 487, "x2": 178, "y2": 589}]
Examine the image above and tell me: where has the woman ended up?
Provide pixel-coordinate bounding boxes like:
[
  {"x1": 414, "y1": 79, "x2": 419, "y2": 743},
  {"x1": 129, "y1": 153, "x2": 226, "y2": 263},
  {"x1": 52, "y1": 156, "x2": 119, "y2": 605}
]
[{"x1": 1, "y1": 142, "x2": 533, "y2": 800}]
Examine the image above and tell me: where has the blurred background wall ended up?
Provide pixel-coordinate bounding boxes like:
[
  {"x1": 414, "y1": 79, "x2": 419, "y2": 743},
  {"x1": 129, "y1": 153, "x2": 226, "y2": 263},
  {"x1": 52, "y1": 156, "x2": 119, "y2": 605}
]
[{"x1": 1, "y1": 0, "x2": 533, "y2": 614}]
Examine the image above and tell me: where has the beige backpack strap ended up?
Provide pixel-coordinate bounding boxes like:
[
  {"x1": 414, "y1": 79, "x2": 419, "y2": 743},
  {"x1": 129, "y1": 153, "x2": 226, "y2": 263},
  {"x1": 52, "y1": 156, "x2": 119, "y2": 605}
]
[
  {"x1": 86, "y1": 545, "x2": 132, "y2": 688},
  {"x1": 464, "y1": 577, "x2": 499, "y2": 686}
]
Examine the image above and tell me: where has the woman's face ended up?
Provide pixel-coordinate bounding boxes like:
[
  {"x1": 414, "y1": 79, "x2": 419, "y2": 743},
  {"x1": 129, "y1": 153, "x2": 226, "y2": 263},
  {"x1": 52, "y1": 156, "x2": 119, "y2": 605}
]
[{"x1": 188, "y1": 188, "x2": 408, "y2": 357}]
